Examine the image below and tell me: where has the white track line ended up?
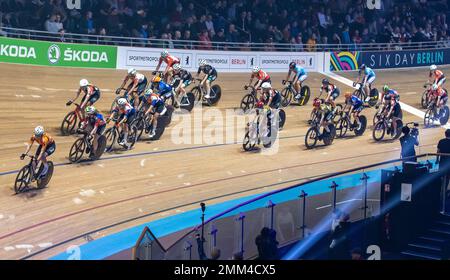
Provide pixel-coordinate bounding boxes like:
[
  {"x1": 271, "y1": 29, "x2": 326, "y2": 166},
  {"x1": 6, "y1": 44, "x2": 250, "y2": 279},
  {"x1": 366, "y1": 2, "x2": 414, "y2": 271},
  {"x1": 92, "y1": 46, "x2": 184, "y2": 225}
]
[{"x1": 320, "y1": 71, "x2": 450, "y2": 129}]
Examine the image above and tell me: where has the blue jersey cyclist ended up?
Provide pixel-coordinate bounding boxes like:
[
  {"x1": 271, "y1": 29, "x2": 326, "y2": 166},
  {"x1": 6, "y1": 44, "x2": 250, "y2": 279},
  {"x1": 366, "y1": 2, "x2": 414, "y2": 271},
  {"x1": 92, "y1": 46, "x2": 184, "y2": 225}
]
[
  {"x1": 283, "y1": 62, "x2": 307, "y2": 100},
  {"x1": 108, "y1": 98, "x2": 136, "y2": 148},
  {"x1": 151, "y1": 75, "x2": 173, "y2": 101},
  {"x1": 82, "y1": 106, "x2": 107, "y2": 157},
  {"x1": 354, "y1": 64, "x2": 376, "y2": 102},
  {"x1": 142, "y1": 89, "x2": 167, "y2": 138},
  {"x1": 344, "y1": 92, "x2": 364, "y2": 130}
]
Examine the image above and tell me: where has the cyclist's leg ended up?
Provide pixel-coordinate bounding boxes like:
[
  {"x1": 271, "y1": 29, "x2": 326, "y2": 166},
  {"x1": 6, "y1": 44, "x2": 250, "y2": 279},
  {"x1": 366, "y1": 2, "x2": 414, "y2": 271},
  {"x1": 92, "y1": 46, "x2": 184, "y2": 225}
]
[
  {"x1": 204, "y1": 78, "x2": 212, "y2": 98},
  {"x1": 39, "y1": 142, "x2": 55, "y2": 177}
]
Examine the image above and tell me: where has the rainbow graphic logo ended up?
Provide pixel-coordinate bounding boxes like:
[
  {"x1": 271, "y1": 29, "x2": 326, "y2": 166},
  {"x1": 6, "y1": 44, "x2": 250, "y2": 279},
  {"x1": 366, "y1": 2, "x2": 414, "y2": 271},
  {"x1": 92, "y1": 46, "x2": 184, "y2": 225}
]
[{"x1": 330, "y1": 51, "x2": 360, "y2": 71}]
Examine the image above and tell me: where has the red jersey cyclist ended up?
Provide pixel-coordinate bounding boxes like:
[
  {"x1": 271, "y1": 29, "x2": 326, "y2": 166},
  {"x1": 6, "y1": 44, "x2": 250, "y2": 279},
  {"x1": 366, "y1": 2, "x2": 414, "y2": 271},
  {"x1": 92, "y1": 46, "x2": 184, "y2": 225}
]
[
  {"x1": 431, "y1": 84, "x2": 448, "y2": 117},
  {"x1": 245, "y1": 66, "x2": 271, "y2": 91},
  {"x1": 20, "y1": 126, "x2": 56, "y2": 179},
  {"x1": 81, "y1": 106, "x2": 107, "y2": 158},
  {"x1": 154, "y1": 50, "x2": 181, "y2": 82},
  {"x1": 429, "y1": 64, "x2": 446, "y2": 89}
]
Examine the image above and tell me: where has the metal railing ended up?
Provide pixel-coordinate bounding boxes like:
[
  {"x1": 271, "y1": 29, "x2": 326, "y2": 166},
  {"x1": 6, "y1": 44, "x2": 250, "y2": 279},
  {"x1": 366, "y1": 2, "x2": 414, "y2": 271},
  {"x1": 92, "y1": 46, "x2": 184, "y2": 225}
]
[
  {"x1": 1, "y1": 27, "x2": 449, "y2": 52},
  {"x1": 132, "y1": 153, "x2": 449, "y2": 260}
]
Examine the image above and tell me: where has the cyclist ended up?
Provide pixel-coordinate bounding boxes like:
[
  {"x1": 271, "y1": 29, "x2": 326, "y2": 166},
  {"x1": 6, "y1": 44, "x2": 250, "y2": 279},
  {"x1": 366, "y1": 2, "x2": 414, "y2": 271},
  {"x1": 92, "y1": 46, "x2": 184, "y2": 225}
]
[
  {"x1": 343, "y1": 92, "x2": 364, "y2": 130},
  {"x1": 142, "y1": 89, "x2": 167, "y2": 138},
  {"x1": 429, "y1": 64, "x2": 446, "y2": 88},
  {"x1": 67, "y1": 79, "x2": 101, "y2": 120},
  {"x1": 108, "y1": 97, "x2": 136, "y2": 148},
  {"x1": 246, "y1": 66, "x2": 271, "y2": 91},
  {"x1": 380, "y1": 85, "x2": 400, "y2": 104},
  {"x1": 196, "y1": 59, "x2": 218, "y2": 99},
  {"x1": 81, "y1": 106, "x2": 107, "y2": 158},
  {"x1": 154, "y1": 50, "x2": 181, "y2": 82},
  {"x1": 320, "y1": 78, "x2": 340, "y2": 110},
  {"x1": 309, "y1": 98, "x2": 324, "y2": 125},
  {"x1": 432, "y1": 84, "x2": 448, "y2": 117},
  {"x1": 259, "y1": 82, "x2": 282, "y2": 133},
  {"x1": 384, "y1": 92, "x2": 402, "y2": 136},
  {"x1": 118, "y1": 68, "x2": 148, "y2": 108},
  {"x1": 354, "y1": 64, "x2": 376, "y2": 102},
  {"x1": 151, "y1": 75, "x2": 174, "y2": 102},
  {"x1": 172, "y1": 63, "x2": 193, "y2": 107},
  {"x1": 20, "y1": 126, "x2": 56, "y2": 179},
  {"x1": 283, "y1": 62, "x2": 307, "y2": 100},
  {"x1": 317, "y1": 101, "x2": 334, "y2": 139}
]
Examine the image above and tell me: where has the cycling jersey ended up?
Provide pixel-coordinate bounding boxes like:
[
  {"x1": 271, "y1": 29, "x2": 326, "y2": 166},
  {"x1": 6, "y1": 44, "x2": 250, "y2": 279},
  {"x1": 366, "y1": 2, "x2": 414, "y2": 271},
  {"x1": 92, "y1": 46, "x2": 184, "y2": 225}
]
[
  {"x1": 252, "y1": 70, "x2": 271, "y2": 82},
  {"x1": 322, "y1": 84, "x2": 340, "y2": 99},
  {"x1": 29, "y1": 133, "x2": 54, "y2": 147},
  {"x1": 153, "y1": 81, "x2": 173, "y2": 98},
  {"x1": 291, "y1": 65, "x2": 306, "y2": 76},
  {"x1": 112, "y1": 102, "x2": 135, "y2": 118},
  {"x1": 430, "y1": 70, "x2": 445, "y2": 81},
  {"x1": 360, "y1": 67, "x2": 375, "y2": 78},
  {"x1": 198, "y1": 65, "x2": 218, "y2": 81},
  {"x1": 81, "y1": 85, "x2": 101, "y2": 104},
  {"x1": 385, "y1": 89, "x2": 400, "y2": 101},
  {"x1": 174, "y1": 69, "x2": 192, "y2": 87},
  {"x1": 261, "y1": 90, "x2": 282, "y2": 109},
  {"x1": 159, "y1": 55, "x2": 180, "y2": 67},
  {"x1": 87, "y1": 113, "x2": 106, "y2": 127},
  {"x1": 348, "y1": 95, "x2": 364, "y2": 112}
]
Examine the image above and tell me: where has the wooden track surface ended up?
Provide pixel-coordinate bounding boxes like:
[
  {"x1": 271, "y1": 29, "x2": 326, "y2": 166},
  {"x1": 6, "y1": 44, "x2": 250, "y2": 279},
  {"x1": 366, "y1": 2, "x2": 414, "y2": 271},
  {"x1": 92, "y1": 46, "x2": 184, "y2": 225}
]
[{"x1": 0, "y1": 63, "x2": 447, "y2": 259}]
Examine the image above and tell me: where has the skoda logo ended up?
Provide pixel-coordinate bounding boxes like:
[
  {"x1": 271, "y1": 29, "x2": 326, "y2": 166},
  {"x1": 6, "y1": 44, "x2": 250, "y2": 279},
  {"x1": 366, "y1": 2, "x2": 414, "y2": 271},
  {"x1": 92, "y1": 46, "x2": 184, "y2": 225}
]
[{"x1": 48, "y1": 44, "x2": 61, "y2": 64}]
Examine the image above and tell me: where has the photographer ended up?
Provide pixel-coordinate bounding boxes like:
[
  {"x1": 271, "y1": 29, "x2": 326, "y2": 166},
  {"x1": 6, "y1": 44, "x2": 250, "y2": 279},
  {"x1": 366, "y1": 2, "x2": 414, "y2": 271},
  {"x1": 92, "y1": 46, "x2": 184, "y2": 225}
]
[{"x1": 399, "y1": 123, "x2": 419, "y2": 162}]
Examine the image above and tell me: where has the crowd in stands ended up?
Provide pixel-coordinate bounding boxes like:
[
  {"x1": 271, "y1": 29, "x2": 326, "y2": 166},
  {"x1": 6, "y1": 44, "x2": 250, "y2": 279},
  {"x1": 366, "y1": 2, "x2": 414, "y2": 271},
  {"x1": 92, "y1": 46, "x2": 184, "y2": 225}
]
[{"x1": 1, "y1": 0, "x2": 449, "y2": 49}]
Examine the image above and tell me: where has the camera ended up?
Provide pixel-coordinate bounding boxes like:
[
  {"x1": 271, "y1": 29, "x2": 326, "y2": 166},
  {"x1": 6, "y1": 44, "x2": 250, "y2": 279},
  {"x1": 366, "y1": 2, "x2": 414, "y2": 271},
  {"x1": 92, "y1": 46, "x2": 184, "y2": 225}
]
[{"x1": 406, "y1": 122, "x2": 419, "y2": 137}]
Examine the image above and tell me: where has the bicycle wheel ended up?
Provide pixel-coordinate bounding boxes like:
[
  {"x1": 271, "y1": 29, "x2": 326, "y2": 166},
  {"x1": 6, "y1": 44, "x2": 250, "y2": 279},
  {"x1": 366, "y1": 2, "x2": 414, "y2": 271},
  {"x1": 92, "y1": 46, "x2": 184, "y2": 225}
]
[
  {"x1": 208, "y1": 85, "x2": 221, "y2": 106},
  {"x1": 332, "y1": 104, "x2": 343, "y2": 123},
  {"x1": 421, "y1": 90, "x2": 429, "y2": 109},
  {"x1": 336, "y1": 118, "x2": 348, "y2": 138},
  {"x1": 243, "y1": 131, "x2": 257, "y2": 151},
  {"x1": 14, "y1": 165, "x2": 32, "y2": 193},
  {"x1": 354, "y1": 115, "x2": 367, "y2": 136},
  {"x1": 323, "y1": 124, "x2": 336, "y2": 146},
  {"x1": 69, "y1": 138, "x2": 86, "y2": 163},
  {"x1": 368, "y1": 88, "x2": 379, "y2": 107},
  {"x1": 104, "y1": 127, "x2": 117, "y2": 152},
  {"x1": 354, "y1": 89, "x2": 364, "y2": 100},
  {"x1": 94, "y1": 136, "x2": 107, "y2": 160},
  {"x1": 60, "y1": 111, "x2": 77, "y2": 136},
  {"x1": 127, "y1": 125, "x2": 138, "y2": 149},
  {"x1": 37, "y1": 162, "x2": 54, "y2": 189},
  {"x1": 440, "y1": 106, "x2": 450, "y2": 125},
  {"x1": 280, "y1": 88, "x2": 292, "y2": 107},
  {"x1": 372, "y1": 121, "x2": 386, "y2": 141},
  {"x1": 298, "y1": 86, "x2": 311, "y2": 105},
  {"x1": 392, "y1": 119, "x2": 403, "y2": 140},
  {"x1": 278, "y1": 109, "x2": 286, "y2": 129},
  {"x1": 180, "y1": 92, "x2": 195, "y2": 112},
  {"x1": 424, "y1": 108, "x2": 435, "y2": 128},
  {"x1": 305, "y1": 127, "x2": 319, "y2": 149},
  {"x1": 240, "y1": 94, "x2": 256, "y2": 113}
]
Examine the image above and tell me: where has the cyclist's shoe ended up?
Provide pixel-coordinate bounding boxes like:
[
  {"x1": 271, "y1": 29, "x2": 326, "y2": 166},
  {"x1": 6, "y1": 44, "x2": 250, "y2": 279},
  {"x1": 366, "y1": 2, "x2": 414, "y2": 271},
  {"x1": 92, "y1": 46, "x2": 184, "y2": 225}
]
[
  {"x1": 204, "y1": 94, "x2": 211, "y2": 99},
  {"x1": 294, "y1": 93, "x2": 302, "y2": 100},
  {"x1": 317, "y1": 133, "x2": 323, "y2": 141},
  {"x1": 20, "y1": 154, "x2": 26, "y2": 160},
  {"x1": 149, "y1": 130, "x2": 156, "y2": 138},
  {"x1": 365, "y1": 97, "x2": 371, "y2": 102},
  {"x1": 119, "y1": 139, "x2": 128, "y2": 146},
  {"x1": 307, "y1": 119, "x2": 312, "y2": 125}
]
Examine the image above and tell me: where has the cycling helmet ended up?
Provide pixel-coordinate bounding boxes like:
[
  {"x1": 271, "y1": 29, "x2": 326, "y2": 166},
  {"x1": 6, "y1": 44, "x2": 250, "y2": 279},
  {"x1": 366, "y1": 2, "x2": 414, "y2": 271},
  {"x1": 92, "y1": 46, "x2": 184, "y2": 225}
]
[
  {"x1": 289, "y1": 61, "x2": 296, "y2": 69},
  {"x1": 322, "y1": 78, "x2": 329, "y2": 85},
  {"x1": 432, "y1": 84, "x2": 438, "y2": 91},
  {"x1": 430, "y1": 64, "x2": 437, "y2": 71},
  {"x1": 313, "y1": 98, "x2": 321, "y2": 107},
  {"x1": 152, "y1": 76, "x2": 161, "y2": 83},
  {"x1": 161, "y1": 50, "x2": 169, "y2": 58},
  {"x1": 117, "y1": 98, "x2": 127, "y2": 106},
  {"x1": 128, "y1": 68, "x2": 137, "y2": 76},
  {"x1": 360, "y1": 64, "x2": 366, "y2": 69},
  {"x1": 199, "y1": 59, "x2": 207, "y2": 66},
  {"x1": 261, "y1": 82, "x2": 271, "y2": 89},
  {"x1": 382, "y1": 84, "x2": 389, "y2": 92},
  {"x1": 384, "y1": 94, "x2": 391, "y2": 101},
  {"x1": 144, "y1": 88, "x2": 153, "y2": 98},
  {"x1": 79, "y1": 79, "x2": 89, "y2": 87},
  {"x1": 34, "y1": 126, "x2": 44, "y2": 137},
  {"x1": 252, "y1": 66, "x2": 260, "y2": 73},
  {"x1": 344, "y1": 92, "x2": 352, "y2": 99},
  {"x1": 173, "y1": 63, "x2": 181, "y2": 71},
  {"x1": 85, "y1": 106, "x2": 96, "y2": 115}
]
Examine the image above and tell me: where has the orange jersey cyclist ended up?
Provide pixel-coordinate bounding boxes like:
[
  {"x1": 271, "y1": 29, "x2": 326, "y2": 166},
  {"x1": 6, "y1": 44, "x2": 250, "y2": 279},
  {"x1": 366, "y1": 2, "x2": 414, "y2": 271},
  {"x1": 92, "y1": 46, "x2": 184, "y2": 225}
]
[
  {"x1": 429, "y1": 64, "x2": 446, "y2": 88},
  {"x1": 21, "y1": 126, "x2": 56, "y2": 179},
  {"x1": 154, "y1": 50, "x2": 181, "y2": 82}
]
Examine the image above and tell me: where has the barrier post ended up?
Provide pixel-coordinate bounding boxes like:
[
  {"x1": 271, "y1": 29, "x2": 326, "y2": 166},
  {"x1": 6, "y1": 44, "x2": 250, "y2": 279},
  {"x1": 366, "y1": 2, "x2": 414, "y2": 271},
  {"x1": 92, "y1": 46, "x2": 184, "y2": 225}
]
[
  {"x1": 361, "y1": 173, "x2": 369, "y2": 219},
  {"x1": 441, "y1": 174, "x2": 448, "y2": 214},
  {"x1": 266, "y1": 200, "x2": 276, "y2": 230},
  {"x1": 299, "y1": 190, "x2": 308, "y2": 239},
  {"x1": 236, "y1": 213, "x2": 246, "y2": 256},
  {"x1": 183, "y1": 241, "x2": 192, "y2": 260},
  {"x1": 330, "y1": 181, "x2": 339, "y2": 210}
]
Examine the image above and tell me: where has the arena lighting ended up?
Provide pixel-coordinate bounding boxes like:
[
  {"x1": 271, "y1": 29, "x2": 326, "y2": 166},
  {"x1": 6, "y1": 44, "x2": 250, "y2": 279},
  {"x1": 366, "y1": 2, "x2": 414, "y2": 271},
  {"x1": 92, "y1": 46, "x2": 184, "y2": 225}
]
[{"x1": 283, "y1": 162, "x2": 441, "y2": 260}]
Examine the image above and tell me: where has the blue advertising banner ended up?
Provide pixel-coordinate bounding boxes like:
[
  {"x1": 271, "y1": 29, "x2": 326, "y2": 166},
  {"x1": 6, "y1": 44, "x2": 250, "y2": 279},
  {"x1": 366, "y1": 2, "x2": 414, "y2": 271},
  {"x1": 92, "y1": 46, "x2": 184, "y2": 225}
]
[{"x1": 361, "y1": 48, "x2": 450, "y2": 69}]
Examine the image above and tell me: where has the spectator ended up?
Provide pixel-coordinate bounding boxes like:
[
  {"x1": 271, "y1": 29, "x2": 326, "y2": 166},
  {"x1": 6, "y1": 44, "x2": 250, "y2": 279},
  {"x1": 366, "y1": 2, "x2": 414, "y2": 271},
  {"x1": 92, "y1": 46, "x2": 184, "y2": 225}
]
[
  {"x1": 399, "y1": 125, "x2": 419, "y2": 162},
  {"x1": 306, "y1": 33, "x2": 317, "y2": 52},
  {"x1": 437, "y1": 129, "x2": 450, "y2": 190},
  {"x1": 226, "y1": 24, "x2": 240, "y2": 43},
  {"x1": 58, "y1": 28, "x2": 65, "y2": 42},
  {"x1": 82, "y1": 11, "x2": 95, "y2": 35},
  {"x1": 255, "y1": 227, "x2": 279, "y2": 260},
  {"x1": 328, "y1": 210, "x2": 351, "y2": 260},
  {"x1": 198, "y1": 30, "x2": 212, "y2": 50}
]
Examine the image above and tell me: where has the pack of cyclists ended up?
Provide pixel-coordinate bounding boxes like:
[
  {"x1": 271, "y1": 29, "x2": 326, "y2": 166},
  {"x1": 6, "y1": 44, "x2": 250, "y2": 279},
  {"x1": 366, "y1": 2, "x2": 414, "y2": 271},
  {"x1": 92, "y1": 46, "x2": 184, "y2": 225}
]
[{"x1": 20, "y1": 55, "x2": 448, "y2": 189}]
